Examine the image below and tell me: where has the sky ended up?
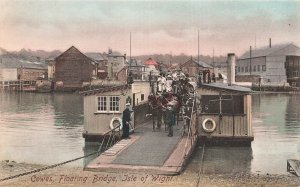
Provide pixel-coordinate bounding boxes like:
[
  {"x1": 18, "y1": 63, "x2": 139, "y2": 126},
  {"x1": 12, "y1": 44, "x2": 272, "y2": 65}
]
[{"x1": 0, "y1": 0, "x2": 299, "y2": 56}]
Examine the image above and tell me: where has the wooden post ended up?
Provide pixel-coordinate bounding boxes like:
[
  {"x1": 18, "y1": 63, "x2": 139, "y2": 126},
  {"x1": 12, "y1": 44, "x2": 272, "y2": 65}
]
[
  {"x1": 133, "y1": 93, "x2": 136, "y2": 128},
  {"x1": 232, "y1": 94, "x2": 235, "y2": 137}
]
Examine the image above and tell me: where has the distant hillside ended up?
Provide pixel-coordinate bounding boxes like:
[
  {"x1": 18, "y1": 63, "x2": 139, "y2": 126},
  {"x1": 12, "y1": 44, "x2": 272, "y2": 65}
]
[
  {"x1": 133, "y1": 54, "x2": 227, "y2": 66},
  {"x1": 9, "y1": 48, "x2": 62, "y2": 61},
  {"x1": 0, "y1": 47, "x2": 227, "y2": 67},
  {"x1": 0, "y1": 48, "x2": 61, "y2": 69}
]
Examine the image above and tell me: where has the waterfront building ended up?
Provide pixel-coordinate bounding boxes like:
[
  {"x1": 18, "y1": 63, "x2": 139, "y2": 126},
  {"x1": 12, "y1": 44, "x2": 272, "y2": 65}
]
[
  {"x1": 86, "y1": 49, "x2": 126, "y2": 80},
  {"x1": 0, "y1": 56, "x2": 47, "y2": 90},
  {"x1": 51, "y1": 46, "x2": 97, "y2": 91},
  {"x1": 236, "y1": 43, "x2": 300, "y2": 86},
  {"x1": 143, "y1": 58, "x2": 160, "y2": 77},
  {"x1": 144, "y1": 57, "x2": 159, "y2": 69},
  {"x1": 85, "y1": 52, "x2": 108, "y2": 79},
  {"x1": 117, "y1": 59, "x2": 147, "y2": 82},
  {"x1": 106, "y1": 49, "x2": 126, "y2": 80},
  {"x1": 180, "y1": 57, "x2": 212, "y2": 78},
  {"x1": 0, "y1": 57, "x2": 47, "y2": 81},
  {"x1": 19, "y1": 66, "x2": 47, "y2": 81},
  {"x1": 0, "y1": 68, "x2": 18, "y2": 81},
  {"x1": 46, "y1": 58, "x2": 55, "y2": 80}
]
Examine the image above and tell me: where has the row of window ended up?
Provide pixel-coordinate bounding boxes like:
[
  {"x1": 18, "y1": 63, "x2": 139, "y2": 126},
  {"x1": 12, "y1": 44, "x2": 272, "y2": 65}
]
[
  {"x1": 291, "y1": 71, "x2": 299, "y2": 77},
  {"x1": 97, "y1": 96, "x2": 120, "y2": 112},
  {"x1": 237, "y1": 65, "x2": 266, "y2": 73},
  {"x1": 97, "y1": 94, "x2": 145, "y2": 113}
]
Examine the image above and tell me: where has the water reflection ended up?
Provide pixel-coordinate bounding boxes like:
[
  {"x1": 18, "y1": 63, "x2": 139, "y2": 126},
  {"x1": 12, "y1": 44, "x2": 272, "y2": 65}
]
[
  {"x1": 250, "y1": 93, "x2": 300, "y2": 174},
  {"x1": 285, "y1": 95, "x2": 300, "y2": 134},
  {"x1": 52, "y1": 93, "x2": 84, "y2": 128},
  {"x1": 83, "y1": 142, "x2": 101, "y2": 168},
  {"x1": 0, "y1": 92, "x2": 84, "y2": 165},
  {"x1": 202, "y1": 146, "x2": 253, "y2": 174},
  {"x1": 252, "y1": 93, "x2": 300, "y2": 141},
  {"x1": 186, "y1": 146, "x2": 253, "y2": 174}
]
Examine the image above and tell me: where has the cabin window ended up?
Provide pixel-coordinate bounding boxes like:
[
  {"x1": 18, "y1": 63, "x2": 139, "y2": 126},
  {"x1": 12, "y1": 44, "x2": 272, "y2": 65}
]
[
  {"x1": 262, "y1": 65, "x2": 266, "y2": 71},
  {"x1": 200, "y1": 95, "x2": 244, "y2": 115},
  {"x1": 109, "y1": 96, "x2": 120, "y2": 112},
  {"x1": 97, "y1": 96, "x2": 107, "y2": 112},
  {"x1": 245, "y1": 66, "x2": 248, "y2": 72}
]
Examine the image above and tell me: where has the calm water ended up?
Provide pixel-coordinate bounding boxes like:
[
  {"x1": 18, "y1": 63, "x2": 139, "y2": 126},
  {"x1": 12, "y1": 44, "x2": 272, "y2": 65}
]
[
  {"x1": 0, "y1": 92, "x2": 300, "y2": 174},
  {"x1": 0, "y1": 92, "x2": 85, "y2": 166},
  {"x1": 251, "y1": 93, "x2": 300, "y2": 174},
  {"x1": 187, "y1": 93, "x2": 300, "y2": 175}
]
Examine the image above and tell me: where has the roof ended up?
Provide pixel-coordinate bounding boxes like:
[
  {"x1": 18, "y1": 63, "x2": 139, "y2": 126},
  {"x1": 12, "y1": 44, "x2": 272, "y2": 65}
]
[
  {"x1": 200, "y1": 83, "x2": 252, "y2": 93},
  {"x1": 239, "y1": 43, "x2": 300, "y2": 59},
  {"x1": 85, "y1": 53, "x2": 106, "y2": 62},
  {"x1": 181, "y1": 58, "x2": 212, "y2": 68},
  {"x1": 80, "y1": 85, "x2": 129, "y2": 96},
  {"x1": 55, "y1": 46, "x2": 96, "y2": 64},
  {"x1": 144, "y1": 58, "x2": 158, "y2": 66},
  {"x1": 127, "y1": 59, "x2": 144, "y2": 66},
  {"x1": 0, "y1": 57, "x2": 47, "y2": 70},
  {"x1": 108, "y1": 51, "x2": 123, "y2": 57}
]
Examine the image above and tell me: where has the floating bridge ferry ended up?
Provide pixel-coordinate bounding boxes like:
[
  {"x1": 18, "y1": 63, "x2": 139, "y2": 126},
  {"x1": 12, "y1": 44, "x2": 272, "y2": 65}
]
[
  {"x1": 81, "y1": 53, "x2": 254, "y2": 174},
  {"x1": 81, "y1": 53, "x2": 253, "y2": 145}
]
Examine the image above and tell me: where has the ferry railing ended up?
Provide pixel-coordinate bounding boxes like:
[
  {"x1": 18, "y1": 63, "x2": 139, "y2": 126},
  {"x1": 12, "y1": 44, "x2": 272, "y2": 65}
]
[
  {"x1": 97, "y1": 123, "x2": 122, "y2": 155},
  {"x1": 182, "y1": 92, "x2": 197, "y2": 159}
]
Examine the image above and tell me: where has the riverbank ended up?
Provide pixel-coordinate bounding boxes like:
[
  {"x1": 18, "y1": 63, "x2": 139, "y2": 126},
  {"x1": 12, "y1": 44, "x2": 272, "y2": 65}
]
[{"x1": 1, "y1": 161, "x2": 300, "y2": 187}]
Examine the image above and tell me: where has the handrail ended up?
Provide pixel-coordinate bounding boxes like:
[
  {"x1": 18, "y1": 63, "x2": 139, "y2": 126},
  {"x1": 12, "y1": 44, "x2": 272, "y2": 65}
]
[
  {"x1": 97, "y1": 123, "x2": 122, "y2": 155},
  {"x1": 182, "y1": 91, "x2": 197, "y2": 158}
]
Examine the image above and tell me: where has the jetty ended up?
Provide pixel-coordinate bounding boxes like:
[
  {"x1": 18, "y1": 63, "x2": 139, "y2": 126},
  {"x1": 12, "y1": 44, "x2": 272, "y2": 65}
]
[{"x1": 85, "y1": 118, "x2": 197, "y2": 175}]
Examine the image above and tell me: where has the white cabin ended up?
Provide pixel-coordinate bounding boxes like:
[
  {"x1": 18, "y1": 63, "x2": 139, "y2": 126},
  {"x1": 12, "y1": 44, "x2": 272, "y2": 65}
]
[{"x1": 81, "y1": 82, "x2": 151, "y2": 140}]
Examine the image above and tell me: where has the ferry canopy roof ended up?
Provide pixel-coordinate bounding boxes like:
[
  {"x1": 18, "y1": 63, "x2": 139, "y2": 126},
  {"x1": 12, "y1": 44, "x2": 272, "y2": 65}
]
[{"x1": 201, "y1": 83, "x2": 252, "y2": 94}]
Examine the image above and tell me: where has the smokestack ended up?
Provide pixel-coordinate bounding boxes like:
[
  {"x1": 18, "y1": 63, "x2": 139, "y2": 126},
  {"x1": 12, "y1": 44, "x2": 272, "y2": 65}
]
[
  {"x1": 269, "y1": 38, "x2": 271, "y2": 48},
  {"x1": 227, "y1": 53, "x2": 236, "y2": 86}
]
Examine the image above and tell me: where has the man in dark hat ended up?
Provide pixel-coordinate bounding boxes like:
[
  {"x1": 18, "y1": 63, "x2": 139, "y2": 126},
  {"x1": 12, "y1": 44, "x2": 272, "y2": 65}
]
[
  {"x1": 165, "y1": 103, "x2": 175, "y2": 137},
  {"x1": 122, "y1": 103, "x2": 132, "y2": 139}
]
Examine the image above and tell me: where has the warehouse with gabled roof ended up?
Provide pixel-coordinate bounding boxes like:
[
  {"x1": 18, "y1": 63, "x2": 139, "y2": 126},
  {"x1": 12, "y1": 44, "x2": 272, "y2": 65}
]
[{"x1": 236, "y1": 43, "x2": 300, "y2": 86}]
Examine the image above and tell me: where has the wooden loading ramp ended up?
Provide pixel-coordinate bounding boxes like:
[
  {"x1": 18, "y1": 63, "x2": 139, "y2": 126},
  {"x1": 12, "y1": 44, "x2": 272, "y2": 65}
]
[{"x1": 85, "y1": 120, "x2": 197, "y2": 175}]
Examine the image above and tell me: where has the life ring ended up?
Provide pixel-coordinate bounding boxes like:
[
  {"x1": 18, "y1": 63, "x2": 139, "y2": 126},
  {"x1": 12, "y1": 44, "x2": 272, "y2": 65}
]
[
  {"x1": 110, "y1": 117, "x2": 123, "y2": 131},
  {"x1": 202, "y1": 118, "x2": 216, "y2": 133}
]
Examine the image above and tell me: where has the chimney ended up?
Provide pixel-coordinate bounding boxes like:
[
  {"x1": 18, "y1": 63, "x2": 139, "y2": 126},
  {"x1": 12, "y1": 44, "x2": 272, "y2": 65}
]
[
  {"x1": 227, "y1": 53, "x2": 236, "y2": 86},
  {"x1": 269, "y1": 38, "x2": 271, "y2": 48}
]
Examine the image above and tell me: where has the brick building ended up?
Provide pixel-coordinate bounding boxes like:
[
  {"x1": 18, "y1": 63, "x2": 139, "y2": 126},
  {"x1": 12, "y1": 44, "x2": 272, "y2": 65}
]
[
  {"x1": 180, "y1": 57, "x2": 212, "y2": 77},
  {"x1": 53, "y1": 46, "x2": 97, "y2": 91}
]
